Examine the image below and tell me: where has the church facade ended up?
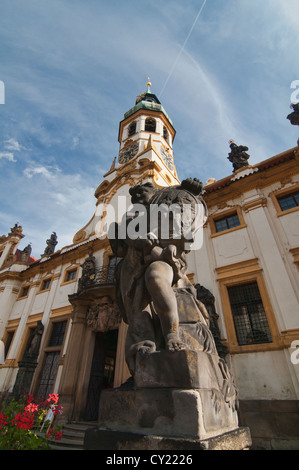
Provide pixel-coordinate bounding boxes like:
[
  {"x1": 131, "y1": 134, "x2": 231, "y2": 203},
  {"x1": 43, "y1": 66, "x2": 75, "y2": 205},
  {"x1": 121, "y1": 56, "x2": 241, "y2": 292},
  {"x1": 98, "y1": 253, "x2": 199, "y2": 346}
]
[{"x1": 1, "y1": 83, "x2": 299, "y2": 449}]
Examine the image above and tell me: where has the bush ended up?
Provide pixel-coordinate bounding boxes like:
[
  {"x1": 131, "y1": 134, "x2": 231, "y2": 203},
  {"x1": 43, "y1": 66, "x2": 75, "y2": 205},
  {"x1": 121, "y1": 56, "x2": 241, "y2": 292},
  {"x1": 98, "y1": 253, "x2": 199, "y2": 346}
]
[{"x1": 0, "y1": 392, "x2": 63, "y2": 450}]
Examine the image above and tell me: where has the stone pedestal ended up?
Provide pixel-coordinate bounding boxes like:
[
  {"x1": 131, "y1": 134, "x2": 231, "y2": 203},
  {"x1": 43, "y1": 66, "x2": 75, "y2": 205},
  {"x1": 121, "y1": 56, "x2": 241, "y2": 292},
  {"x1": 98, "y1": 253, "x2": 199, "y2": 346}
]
[{"x1": 84, "y1": 349, "x2": 251, "y2": 450}]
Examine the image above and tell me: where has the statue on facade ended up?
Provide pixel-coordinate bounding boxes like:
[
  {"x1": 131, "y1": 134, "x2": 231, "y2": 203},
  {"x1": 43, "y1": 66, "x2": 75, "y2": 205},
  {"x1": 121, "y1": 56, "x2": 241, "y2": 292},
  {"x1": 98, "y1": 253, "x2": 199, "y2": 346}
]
[
  {"x1": 20, "y1": 243, "x2": 32, "y2": 263},
  {"x1": 43, "y1": 232, "x2": 58, "y2": 256},
  {"x1": 195, "y1": 283, "x2": 228, "y2": 359},
  {"x1": 25, "y1": 321, "x2": 44, "y2": 359},
  {"x1": 78, "y1": 250, "x2": 97, "y2": 291},
  {"x1": 228, "y1": 141, "x2": 250, "y2": 172},
  {"x1": 87, "y1": 296, "x2": 122, "y2": 333},
  {"x1": 9, "y1": 223, "x2": 23, "y2": 236}
]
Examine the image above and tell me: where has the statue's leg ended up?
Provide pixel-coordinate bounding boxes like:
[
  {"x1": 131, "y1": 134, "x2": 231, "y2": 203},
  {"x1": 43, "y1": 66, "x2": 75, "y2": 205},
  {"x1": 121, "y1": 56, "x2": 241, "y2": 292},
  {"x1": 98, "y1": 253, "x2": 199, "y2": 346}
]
[
  {"x1": 124, "y1": 278, "x2": 156, "y2": 373},
  {"x1": 145, "y1": 261, "x2": 184, "y2": 352}
]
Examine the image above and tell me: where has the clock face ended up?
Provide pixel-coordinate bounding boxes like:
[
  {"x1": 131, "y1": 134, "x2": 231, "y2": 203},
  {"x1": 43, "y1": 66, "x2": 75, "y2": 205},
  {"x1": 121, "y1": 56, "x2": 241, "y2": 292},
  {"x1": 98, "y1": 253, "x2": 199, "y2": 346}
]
[
  {"x1": 161, "y1": 147, "x2": 174, "y2": 171},
  {"x1": 118, "y1": 142, "x2": 139, "y2": 164}
]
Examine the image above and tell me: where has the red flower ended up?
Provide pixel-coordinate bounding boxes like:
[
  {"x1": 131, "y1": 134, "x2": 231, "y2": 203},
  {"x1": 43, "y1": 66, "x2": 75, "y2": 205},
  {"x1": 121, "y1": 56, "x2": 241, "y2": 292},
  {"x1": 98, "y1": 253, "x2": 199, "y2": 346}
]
[
  {"x1": 26, "y1": 394, "x2": 34, "y2": 404},
  {"x1": 46, "y1": 428, "x2": 63, "y2": 440},
  {"x1": 12, "y1": 411, "x2": 34, "y2": 430},
  {"x1": 0, "y1": 412, "x2": 8, "y2": 430},
  {"x1": 25, "y1": 403, "x2": 38, "y2": 413},
  {"x1": 47, "y1": 393, "x2": 59, "y2": 404},
  {"x1": 53, "y1": 405, "x2": 63, "y2": 416},
  {"x1": 55, "y1": 430, "x2": 63, "y2": 441}
]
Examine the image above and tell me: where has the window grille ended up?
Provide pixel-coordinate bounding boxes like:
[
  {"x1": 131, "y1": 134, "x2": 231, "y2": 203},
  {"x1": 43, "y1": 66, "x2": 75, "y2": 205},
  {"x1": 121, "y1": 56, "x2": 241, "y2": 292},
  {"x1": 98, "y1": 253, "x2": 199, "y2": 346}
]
[
  {"x1": 48, "y1": 321, "x2": 67, "y2": 347},
  {"x1": 277, "y1": 191, "x2": 299, "y2": 211},
  {"x1": 37, "y1": 320, "x2": 67, "y2": 399},
  {"x1": 228, "y1": 282, "x2": 272, "y2": 345},
  {"x1": 215, "y1": 213, "x2": 240, "y2": 232}
]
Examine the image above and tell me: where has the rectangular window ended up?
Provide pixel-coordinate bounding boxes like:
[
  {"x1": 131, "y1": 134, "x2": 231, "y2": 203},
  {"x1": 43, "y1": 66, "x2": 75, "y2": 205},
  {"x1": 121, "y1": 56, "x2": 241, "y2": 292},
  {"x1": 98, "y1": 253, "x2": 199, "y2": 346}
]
[
  {"x1": 41, "y1": 278, "x2": 51, "y2": 291},
  {"x1": 277, "y1": 191, "x2": 299, "y2": 211},
  {"x1": 215, "y1": 213, "x2": 241, "y2": 233},
  {"x1": 37, "y1": 320, "x2": 67, "y2": 399},
  {"x1": 4, "y1": 331, "x2": 15, "y2": 357},
  {"x1": 227, "y1": 282, "x2": 272, "y2": 346},
  {"x1": 19, "y1": 286, "x2": 29, "y2": 298},
  {"x1": 48, "y1": 321, "x2": 67, "y2": 347},
  {"x1": 66, "y1": 269, "x2": 77, "y2": 282}
]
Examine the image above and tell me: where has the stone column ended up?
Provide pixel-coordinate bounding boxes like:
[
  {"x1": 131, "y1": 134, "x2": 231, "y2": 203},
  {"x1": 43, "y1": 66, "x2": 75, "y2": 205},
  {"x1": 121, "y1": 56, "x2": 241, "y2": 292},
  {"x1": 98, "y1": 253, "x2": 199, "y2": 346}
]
[{"x1": 57, "y1": 300, "x2": 89, "y2": 423}]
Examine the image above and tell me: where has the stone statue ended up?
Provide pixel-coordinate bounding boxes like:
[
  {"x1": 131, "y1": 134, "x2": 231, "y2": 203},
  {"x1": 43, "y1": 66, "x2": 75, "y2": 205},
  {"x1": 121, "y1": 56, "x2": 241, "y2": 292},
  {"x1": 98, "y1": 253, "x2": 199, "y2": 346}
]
[
  {"x1": 26, "y1": 321, "x2": 44, "y2": 359},
  {"x1": 20, "y1": 243, "x2": 32, "y2": 263},
  {"x1": 109, "y1": 178, "x2": 219, "y2": 375},
  {"x1": 43, "y1": 232, "x2": 58, "y2": 255},
  {"x1": 78, "y1": 250, "x2": 97, "y2": 292},
  {"x1": 228, "y1": 141, "x2": 250, "y2": 172},
  {"x1": 287, "y1": 103, "x2": 299, "y2": 126},
  {"x1": 195, "y1": 283, "x2": 228, "y2": 358},
  {"x1": 89, "y1": 178, "x2": 248, "y2": 450},
  {"x1": 10, "y1": 223, "x2": 23, "y2": 236}
]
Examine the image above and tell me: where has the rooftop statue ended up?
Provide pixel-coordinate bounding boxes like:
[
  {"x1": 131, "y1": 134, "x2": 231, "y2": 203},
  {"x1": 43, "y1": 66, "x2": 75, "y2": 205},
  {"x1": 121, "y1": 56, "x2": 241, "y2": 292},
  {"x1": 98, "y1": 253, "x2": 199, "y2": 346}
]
[
  {"x1": 287, "y1": 102, "x2": 299, "y2": 126},
  {"x1": 43, "y1": 232, "x2": 58, "y2": 256},
  {"x1": 228, "y1": 141, "x2": 250, "y2": 172}
]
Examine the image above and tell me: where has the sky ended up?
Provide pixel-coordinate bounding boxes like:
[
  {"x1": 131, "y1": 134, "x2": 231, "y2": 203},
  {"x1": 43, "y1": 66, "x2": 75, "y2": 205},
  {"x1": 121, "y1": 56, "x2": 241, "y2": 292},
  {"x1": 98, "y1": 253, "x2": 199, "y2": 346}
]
[{"x1": 0, "y1": 0, "x2": 298, "y2": 258}]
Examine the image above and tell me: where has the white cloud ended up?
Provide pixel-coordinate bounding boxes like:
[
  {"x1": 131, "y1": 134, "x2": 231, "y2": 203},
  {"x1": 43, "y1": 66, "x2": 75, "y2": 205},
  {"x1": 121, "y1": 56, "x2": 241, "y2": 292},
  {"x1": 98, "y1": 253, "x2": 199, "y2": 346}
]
[
  {"x1": 0, "y1": 152, "x2": 16, "y2": 162},
  {"x1": 23, "y1": 164, "x2": 60, "y2": 180},
  {"x1": 0, "y1": 138, "x2": 24, "y2": 163},
  {"x1": 4, "y1": 138, "x2": 23, "y2": 152}
]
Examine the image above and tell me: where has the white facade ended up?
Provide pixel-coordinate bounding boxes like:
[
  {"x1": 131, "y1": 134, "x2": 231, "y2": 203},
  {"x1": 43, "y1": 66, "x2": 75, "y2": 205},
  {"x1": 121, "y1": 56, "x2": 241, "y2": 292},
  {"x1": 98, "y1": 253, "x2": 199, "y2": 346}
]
[{"x1": 0, "y1": 86, "x2": 299, "y2": 447}]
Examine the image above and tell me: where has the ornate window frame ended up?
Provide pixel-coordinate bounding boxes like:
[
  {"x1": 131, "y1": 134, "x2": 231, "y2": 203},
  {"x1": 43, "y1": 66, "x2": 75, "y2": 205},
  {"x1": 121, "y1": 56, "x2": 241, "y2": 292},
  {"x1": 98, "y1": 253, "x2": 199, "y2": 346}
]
[
  {"x1": 216, "y1": 258, "x2": 283, "y2": 354},
  {"x1": 37, "y1": 275, "x2": 53, "y2": 294},
  {"x1": 209, "y1": 206, "x2": 246, "y2": 238},
  {"x1": 61, "y1": 265, "x2": 79, "y2": 286},
  {"x1": 270, "y1": 183, "x2": 299, "y2": 217}
]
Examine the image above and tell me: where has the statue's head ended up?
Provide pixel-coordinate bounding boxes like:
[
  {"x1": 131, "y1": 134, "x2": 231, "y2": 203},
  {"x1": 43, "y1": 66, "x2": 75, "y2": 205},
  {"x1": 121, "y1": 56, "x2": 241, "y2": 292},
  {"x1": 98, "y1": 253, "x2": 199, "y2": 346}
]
[{"x1": 129, "y1": 182, "x2": 157, "y2": 205}]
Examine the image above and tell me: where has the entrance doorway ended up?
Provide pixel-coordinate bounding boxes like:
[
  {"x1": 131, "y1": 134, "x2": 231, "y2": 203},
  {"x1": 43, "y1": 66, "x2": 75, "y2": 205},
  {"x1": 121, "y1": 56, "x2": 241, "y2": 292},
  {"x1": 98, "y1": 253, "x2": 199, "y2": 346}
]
[{"x1": 84, "y1": 329, "x2": 118, "y2": 421}]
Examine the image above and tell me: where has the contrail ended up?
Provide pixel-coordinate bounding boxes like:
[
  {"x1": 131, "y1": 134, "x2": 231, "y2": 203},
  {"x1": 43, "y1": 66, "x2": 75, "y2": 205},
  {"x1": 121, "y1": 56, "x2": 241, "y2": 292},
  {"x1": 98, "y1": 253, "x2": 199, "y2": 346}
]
[{"x1": 159, "y1": 0, "x2": 207, "y2": 98}]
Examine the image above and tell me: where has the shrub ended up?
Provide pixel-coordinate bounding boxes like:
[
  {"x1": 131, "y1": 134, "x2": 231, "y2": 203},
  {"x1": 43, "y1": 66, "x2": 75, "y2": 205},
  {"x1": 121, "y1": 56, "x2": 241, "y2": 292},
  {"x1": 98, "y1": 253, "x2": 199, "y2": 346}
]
[{"x1": 0, "y1": 392, "x2": 63, "y2": 450}]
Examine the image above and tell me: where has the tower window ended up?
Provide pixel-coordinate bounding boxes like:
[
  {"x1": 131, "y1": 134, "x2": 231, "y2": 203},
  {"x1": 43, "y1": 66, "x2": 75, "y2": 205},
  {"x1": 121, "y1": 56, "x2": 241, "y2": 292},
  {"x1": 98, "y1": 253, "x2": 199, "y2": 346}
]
[
  {"x1": 145, "y1": 117, "x2": 156, "y2": 132},
  {"x1": 163, "y1": 126, "x2": 169, "y2": 143},
  {"x1": 128, "y1": 121, "x2": 136, "y2": 137}
]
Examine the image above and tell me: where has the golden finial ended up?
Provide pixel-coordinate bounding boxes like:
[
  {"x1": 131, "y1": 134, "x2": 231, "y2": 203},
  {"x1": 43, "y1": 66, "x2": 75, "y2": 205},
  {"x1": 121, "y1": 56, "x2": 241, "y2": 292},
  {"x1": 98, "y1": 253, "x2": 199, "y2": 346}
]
[{"x1": 147, "y1": 77, "x2": 151, "y2": 92}]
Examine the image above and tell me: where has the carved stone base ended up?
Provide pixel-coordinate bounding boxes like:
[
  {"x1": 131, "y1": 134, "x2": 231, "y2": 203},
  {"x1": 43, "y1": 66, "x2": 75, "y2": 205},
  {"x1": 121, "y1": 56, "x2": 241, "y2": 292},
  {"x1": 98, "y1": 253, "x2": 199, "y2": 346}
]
[
  {"x1": 84, "y1": 426, "x2": 252, "y2": 451},
  {"x1": 96, "y1": 387, "x2": 238, "y2": 442}
]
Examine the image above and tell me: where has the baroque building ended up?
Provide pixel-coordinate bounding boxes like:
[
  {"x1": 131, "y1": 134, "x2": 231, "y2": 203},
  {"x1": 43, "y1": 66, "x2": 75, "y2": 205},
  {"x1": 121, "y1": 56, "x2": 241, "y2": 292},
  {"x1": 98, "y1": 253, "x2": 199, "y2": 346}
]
[{"x1": 0, "y1": 82, "x2": 299, "y2": 449}]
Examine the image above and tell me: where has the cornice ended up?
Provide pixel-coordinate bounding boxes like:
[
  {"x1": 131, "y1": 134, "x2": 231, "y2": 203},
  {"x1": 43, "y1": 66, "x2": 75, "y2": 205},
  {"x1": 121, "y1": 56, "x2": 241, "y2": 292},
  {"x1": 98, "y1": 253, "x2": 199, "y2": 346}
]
[{"x1": 204, "y1": 147, "x2": 298, "y2": 208}]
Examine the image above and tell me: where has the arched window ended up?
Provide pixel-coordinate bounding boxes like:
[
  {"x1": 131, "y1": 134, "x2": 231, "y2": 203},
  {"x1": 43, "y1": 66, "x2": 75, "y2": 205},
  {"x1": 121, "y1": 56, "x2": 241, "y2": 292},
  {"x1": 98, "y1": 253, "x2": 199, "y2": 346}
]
[
  {"x1": 128, "y1": 121, "x2": 136, "y2": 137},
  {"x1": 163, "y1": 126, "x2": 169, "y2": 143},
  {"x1": 145, "y1": 117, "x2": 156, "y2": 132}
]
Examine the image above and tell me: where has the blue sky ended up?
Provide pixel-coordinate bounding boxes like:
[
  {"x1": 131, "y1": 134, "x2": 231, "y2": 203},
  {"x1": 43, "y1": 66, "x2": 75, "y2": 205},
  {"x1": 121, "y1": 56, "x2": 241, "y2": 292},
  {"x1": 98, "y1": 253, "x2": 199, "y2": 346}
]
[{"x1": 0, "y1": 0, "x2": 298, "y2": 258}]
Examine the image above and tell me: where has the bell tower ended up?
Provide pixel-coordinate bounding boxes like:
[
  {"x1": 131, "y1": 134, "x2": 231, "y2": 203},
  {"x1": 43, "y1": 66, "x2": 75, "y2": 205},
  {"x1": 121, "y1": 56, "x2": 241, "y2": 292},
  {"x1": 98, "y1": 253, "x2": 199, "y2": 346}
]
[{"x1": 117, "y1": 80, "x2": 179, "y2": 185}]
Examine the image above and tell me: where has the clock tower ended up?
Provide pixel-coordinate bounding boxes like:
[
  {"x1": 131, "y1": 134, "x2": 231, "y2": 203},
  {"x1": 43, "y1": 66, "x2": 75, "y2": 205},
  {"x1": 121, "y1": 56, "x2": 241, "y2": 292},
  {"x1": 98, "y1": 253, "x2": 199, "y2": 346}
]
[{"x1": 117, "y1": 80, "x2": 180, "y2": 186}]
